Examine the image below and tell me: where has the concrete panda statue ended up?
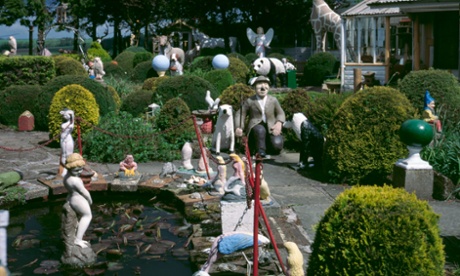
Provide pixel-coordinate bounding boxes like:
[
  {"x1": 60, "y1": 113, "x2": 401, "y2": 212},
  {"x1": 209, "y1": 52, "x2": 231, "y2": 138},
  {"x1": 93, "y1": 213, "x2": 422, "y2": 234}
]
[{"x1": 252, "y1": 57, "x2": 286, "y2": 87}]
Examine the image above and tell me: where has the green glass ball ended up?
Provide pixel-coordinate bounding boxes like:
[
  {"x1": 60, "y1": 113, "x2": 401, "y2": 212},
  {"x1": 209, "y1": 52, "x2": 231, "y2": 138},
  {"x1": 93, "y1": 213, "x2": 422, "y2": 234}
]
[{"x1": 399, "y1": 119, "x2": 433, "y2": 147}]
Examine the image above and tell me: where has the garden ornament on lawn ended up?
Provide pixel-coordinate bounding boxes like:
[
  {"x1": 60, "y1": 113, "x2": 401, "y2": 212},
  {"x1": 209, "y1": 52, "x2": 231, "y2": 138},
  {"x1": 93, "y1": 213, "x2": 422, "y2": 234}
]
[
  {"x1": 158, "y1": 34, "x2": 185, "y2": 69},
  {"x1": 8, "y1": 36, "x2": 17, "y2": 56},
  {"x1": 59, "y1": 108, "x2": 75, "y2": 177},
  {"x1": 181, "y1": 142, "x2": 194, "y2": 170},
  {"x1": 192, "y1": 29, "x2": 239, "y2": 53},
  {"x1": 61, "y1": 153, "x2": 96, "y2": 266},
  {"x1": 235, "y1": 76, "x2": 285, "y2": 157},
  {"x1": 119, "y1": 154, "x2": 138, "y2": 178},
  {"x1": 192, "y1": 231, "x2": 270, "y2": 276},
  {"x1": 211, "y1": 104, "x2": 235, "y2": 155},
  {"x1": 246, "y1": 27, "x2": 274, "y2": 58},
  {"x1": 310, "y1": 0, "x2": 342, "y2": 52},
  {"x1": 205, "y1": 90, "x2": 220, "y2": 111},
  {"x1": 93, "y1": 57, "x2": 105, "y2": 80}
]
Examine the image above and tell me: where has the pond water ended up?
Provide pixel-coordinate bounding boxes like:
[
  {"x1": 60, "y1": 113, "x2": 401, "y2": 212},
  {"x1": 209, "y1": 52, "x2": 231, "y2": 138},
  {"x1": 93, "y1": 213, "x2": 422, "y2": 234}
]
[{"x1": 7, "y1": 193, "x2": 195, "y2": 275}]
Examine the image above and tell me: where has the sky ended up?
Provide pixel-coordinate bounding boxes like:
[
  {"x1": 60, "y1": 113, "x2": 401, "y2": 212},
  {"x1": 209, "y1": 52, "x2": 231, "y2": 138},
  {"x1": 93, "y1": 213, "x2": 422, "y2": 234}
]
[{"x1": 0, "y1": 20, "x2": 112, "y2": 41}]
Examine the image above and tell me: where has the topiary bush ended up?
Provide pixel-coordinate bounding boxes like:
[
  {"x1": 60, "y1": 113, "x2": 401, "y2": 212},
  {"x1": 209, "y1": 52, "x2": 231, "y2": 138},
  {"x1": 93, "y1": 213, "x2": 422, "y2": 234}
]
[
  {"x1": 35, "y1": 75, "x2": 117, "y2": 131},
  {"x1": 280, "y1": 88, "x2": 312, "y2": 120},
  {"x1": 154, "y1": 97, "x2": 195, "y2": 145},
  {"x1": 397, "y1": 68, "x2": 460, "y2": 129},
  {"x1": 87, "y1": 42, "x2": 111, "y2": 63},
  {"x1": 203, "y1": 69, "x2": 234, "y2": 93},
  {"x1": 306, "y1": 92, "x2": 352, "y2": 135},
  {"x1": 106, "y1": 85, "x2": 121, "y2": 110},
  {"x1": 142, "y1": 76, "x2": 170, "y2": 91},
  {"x1": 48, "y1": 84, "x2": 99, "y2": 140},
  {"x1": 323, "y1": 86, "x2": 418, "y2": 184},
  {"x1": 104, "y1": 61, "x2": 127, "y2": 79},
  {"x1": 124, "y1": 46, "x2": 148, "y2": 53},
  {"x1": 302, "y1": 52, "x2": 338, "y2": 86},
  {"x1": 133, "y1": 52, "x2": 153, "y2": 68},
  {"x1": 245, "y1": 53, "x2": 258, "y2": 64},
  {"x1": 114, "y1": 51, "x2": 136, "y2": 75},
  {"x1": 307, "y1": 185, "x2": 445, "y2": 276},
  {"x1": 120, "y1": 89, "x2": 154, "y2": 117},
  {"x1": 154, "y1": 75, "x2": 218, "y2": 111},
  {"x1": 83, "y1": 111, "x2": 156, "y2": 163},
  {"x1": 228, "y1": 57, "x2": 249, "y2": 84},
  {"x1": 218, "y1": 83, "x2": 254, "y2": 113},
  {"x1": 0, "y1": 85, "x2": 41, "y2": 127},
  {"x1": 54, "y1": 56, "x2": 87, "y2": 76},
  {"x1": 130, "y1": 60, "x2": 157, "y2": 83},
  {"x1": 227, "y1": 53, "x2": 248, "y2": 66},
  {"x1": 189, "y1": 56, "x2": 213, "y2": 73}
]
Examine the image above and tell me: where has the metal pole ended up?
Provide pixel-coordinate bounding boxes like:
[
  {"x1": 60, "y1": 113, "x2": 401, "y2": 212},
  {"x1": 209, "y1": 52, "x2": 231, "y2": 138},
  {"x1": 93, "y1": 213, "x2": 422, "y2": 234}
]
[
  {"x1": 191, "y1": 116, "x2": 211, "y2": 179},
  {"x1": 253, "y1": 156, "x2": 262, "y2": 276}
]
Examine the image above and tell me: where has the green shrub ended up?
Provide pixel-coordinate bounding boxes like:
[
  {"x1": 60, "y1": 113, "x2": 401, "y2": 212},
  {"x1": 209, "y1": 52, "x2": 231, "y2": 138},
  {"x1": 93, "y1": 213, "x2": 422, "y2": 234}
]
[
  {"x1": 114, "y1": 51, "x2": 136, "y2": 74},
  {"x1": 130, "y1": 60, "x2": 156, "y2": 83},
  {"x1": 87, "y1": 42, "x2": 112, "y2": 63},
  {"x1": 124, "y1": 46, "x2": 148, "y2": 53},
  {"x1": 35, "y1": 75, "x2": 117, "y2": 130},
  {"x1": 218, "y1": 83, "x2": 254, "y2": 113},
  {"x1": 228, "y1": 57, "x2": 249, "y2": 84},
  {"x1": 106, "y1": 85, "x2": 121, "y2": 109},
  {"x1": 142, "y1": 76, "x2": 170, "y2": 91},
  {"x1": 83, "y1": 111, "x2": 156, "y2": 163},
  {"x1": 323, "y1": 87, "x2": 418, "y2": 184},
  {"x1": 398, "y1": 68, "x2": 460, "y2": 128},
  {"x1": 203, "y1": 69, "x2": 234, "y2": 93},
  {"x1": 133, "y1": 52, "x2": 153, "y2": 68},
  {"x1": 280, "y1": 88, "x2": 312, "y2": 120},
  {"x1": 190, "y1": 56, "x2": 213, "y2": 73},
  {"x1": 245, "y1": 53, "x2": 258, "y2": 64},
  {"x1": 54, "y1": 56, "x2": 87, "y2": 76},
  {"x1": 0, "y1": 85, "x2": 41, "y2": 127},
  {"x1": 104, "y1": 61, "x2": 127, "y2": 79},
  {"x1": 0, "y1": 56, "x2": 55, "y2": 89},
  {"x1": 155, "y1": 97, "x2": 195, "y2": 145},
  {"x1": 422, "y1": 128, "x2": 460, "y2": 186},
  {"x1": 307, "y1": 185, "x2": 445, "y2": 276},
  {"x1": 104, "y1": 76, "x2": 138, "y2": 100},
  {"x1": 306, "y1": 92, "x2": 352, "y2": 135},
  {"x1": 200, "y1": 47, "x2": 225, "y2": 56},
  {"x1": 120, "y1": 89, "x2": 154, "y2": 117},
  {"x1": 302, "y1": 52, "x2": 338, "y2": 86},
  {"x1": 154, "y1": 75, "x2": 218, "y2": 111},
  {"x1": 48, "y1": 84, "x2": 99, "y2": 140},
  {"x1": 227, "y1": 53, "x2": 249, "y2": 66}
]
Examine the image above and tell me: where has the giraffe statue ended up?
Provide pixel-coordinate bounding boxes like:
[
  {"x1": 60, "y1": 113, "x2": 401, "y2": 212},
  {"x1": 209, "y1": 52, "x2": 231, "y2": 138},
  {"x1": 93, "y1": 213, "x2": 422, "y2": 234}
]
[{"x1": 310, "y1": 0, "x2": 342, "y2": 52}]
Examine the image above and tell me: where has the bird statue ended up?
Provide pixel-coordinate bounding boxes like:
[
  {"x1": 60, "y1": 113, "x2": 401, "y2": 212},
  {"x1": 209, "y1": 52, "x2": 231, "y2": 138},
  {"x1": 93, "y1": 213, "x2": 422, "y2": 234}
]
[
  {"x1": 8, "y1": 36, "x2": 17, "y2": 56},
  {"x1": 284, "y1": 241, "x2": 305, "y2": 276},
  {"x1": 93, "y1": 57, "x2": 105, "y2": 80},
  {"x1": 193, "y1": 231, "x2": 271, "y2": 276},
  {"x1": 205, "y1": 90, "x2": 220, "y2": 111}
]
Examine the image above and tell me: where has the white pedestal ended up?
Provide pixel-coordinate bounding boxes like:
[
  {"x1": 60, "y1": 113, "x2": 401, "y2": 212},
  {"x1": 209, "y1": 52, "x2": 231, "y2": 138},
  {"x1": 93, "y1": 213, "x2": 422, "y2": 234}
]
[{"x1": 221, "y1": 200, "x2": 254, "y2": 234}]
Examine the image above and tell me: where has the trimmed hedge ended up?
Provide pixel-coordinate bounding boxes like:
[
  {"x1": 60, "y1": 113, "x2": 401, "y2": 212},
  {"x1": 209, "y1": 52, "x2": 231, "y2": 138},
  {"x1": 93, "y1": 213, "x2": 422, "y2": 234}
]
[
  {"x1": 0, "y1": 85, "x2": 42, "y2": 127},
  {"x1": 0, "y1": 56, "x2": 55, "y2": 89}
]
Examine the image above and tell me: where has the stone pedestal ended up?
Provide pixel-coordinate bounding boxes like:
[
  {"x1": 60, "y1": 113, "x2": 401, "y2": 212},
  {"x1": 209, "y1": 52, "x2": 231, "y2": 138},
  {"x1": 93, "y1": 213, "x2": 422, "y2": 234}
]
[
  {"x1": 221, "y1": 200, "x2": 254, "y2": 234},
  {"x1": 393, "y1": 162, "x2": 433, "y2": 200},
  {"x1": 18, "y1": 110, "x2": 34, "y2": 131}
]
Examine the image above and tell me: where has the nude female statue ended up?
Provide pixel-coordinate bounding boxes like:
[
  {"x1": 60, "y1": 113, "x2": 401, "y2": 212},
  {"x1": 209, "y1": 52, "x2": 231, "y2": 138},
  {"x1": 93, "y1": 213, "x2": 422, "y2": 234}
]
[
  {"x1": 60, "y1": 108, "x2": 75, "y2": 177},
  {"x1": 63, "y1": 153, "x2": 93, "y2": 248}
]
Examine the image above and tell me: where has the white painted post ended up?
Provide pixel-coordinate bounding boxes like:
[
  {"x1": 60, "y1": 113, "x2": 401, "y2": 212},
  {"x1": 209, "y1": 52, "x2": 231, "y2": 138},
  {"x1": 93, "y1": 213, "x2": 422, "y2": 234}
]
[{"x1": 0, "y1": 210, "x2": 9, "y2": 267}]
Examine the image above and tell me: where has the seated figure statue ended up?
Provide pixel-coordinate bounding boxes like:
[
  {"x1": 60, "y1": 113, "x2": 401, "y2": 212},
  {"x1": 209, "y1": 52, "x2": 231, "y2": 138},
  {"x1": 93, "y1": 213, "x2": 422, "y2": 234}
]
[
  {"x1": 234, "y1": 76, "x2": 285, "y2": 157},
  {"x1": 422, "y1": 90, "x2": 442, "y2": 133},
  {"x1": 119, "y1": 154, "x2": 138, "y2": 177}
]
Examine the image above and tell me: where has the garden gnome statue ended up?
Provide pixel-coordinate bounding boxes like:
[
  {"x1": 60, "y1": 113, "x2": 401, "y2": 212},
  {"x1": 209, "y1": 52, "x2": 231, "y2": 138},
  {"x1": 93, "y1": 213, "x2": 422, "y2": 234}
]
[
  {"x1": 246, "y1": 27, "x2": 274, "y2": 58},
  {"x1": 119, "y1": 154, "x2": 138, "y2": 178},
  {"x1": 422, "y1": 90, "x2": 442, "y2": 133},
  {"x1": 234, "y1": 76, "x2": 285, "y2": 157},
  {"x1": 60, "y1": 108, "x2": 75, "y2": 177},
  {"x1": 61, "y1": 153, "x2": 96, "y2": 267}
]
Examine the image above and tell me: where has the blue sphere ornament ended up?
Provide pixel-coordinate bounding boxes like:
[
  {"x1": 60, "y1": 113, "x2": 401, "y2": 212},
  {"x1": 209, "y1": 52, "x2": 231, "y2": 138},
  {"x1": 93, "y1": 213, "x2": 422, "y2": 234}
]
[
  {"x1": 212, "y1": 54, "x2": 229, "y2": 69},
  {"x1": 399, "y1": 119, "x2": 434, "y2": 147},
  {"x1": 152, "y1": 55, "x2": 170, "y2": 71}
]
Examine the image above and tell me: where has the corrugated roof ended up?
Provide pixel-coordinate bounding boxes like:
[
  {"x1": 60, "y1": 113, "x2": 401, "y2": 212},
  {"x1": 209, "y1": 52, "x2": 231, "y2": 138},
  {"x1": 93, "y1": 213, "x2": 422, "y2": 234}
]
[{"x1": 341, "y1": 0, "x2": 403, "y2": 17}]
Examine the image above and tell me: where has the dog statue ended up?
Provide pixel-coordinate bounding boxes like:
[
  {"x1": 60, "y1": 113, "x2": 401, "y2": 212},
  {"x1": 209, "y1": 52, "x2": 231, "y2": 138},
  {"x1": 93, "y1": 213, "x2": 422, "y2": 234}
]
[
  {"x1": 284, "y1": 112, "x2": 324, "y2": 169},
  {"x1": 211, "y1": 104, "x2": 235, "y2": 155}
]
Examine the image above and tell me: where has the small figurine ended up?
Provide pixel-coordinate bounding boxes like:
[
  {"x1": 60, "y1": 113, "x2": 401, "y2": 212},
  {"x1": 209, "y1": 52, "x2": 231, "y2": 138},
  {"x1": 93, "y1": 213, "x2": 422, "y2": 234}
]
[
  {"x1": 205, "y1": 90, "x2": 220, "y2": 111},
  {"x1": 93, "y1": 57, "x2": 105, "y2": 80},
  {"x1": 87, "y1": 61, "x2": 95, "y2": 79},
  {"x1": 204, "y1": 155, "x2": 226, "y2": 195},
  {"x1": 423, "y1": 90, "x2": 442, "y2": 133},
  {"x1": 60, "y1": 108, "x2": 75, "y2": 177},
  {"x1": 282, "y1": 58, "x2": 296, "y2": 71},
  {"x1": 222, "y1": 154, "x2": 246, "y2": 198},
  {"x1": 235, "y1": 76, "x2": 285, "y2": 157},
  {"x1": 284, "y1": 241, "x2": 305, "y2": 276},
  {"x1": 181, "y1": 142, "x2": 194, "y2": 170},
  {"x1": 119, "y1": 154, "x2": 138, "y2": 177},
  {"x1": 8, "y1": 36, "x2": 17, "y2": 56},
  {"x1": 246, "y1": 27, "x2": 274, "y2": 58},
  {"x1": 63, "y1": 153, "x2": 93, "y2": 248},
  {"x1": 212, "y1": 104, "x2": 234, "y2": 155}
]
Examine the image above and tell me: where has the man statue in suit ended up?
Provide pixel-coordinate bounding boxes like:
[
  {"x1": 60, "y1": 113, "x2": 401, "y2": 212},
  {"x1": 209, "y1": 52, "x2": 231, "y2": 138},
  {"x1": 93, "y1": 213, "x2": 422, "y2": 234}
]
[{"x1": 235, "y1": 76, "x2": 285, "y2": 157}]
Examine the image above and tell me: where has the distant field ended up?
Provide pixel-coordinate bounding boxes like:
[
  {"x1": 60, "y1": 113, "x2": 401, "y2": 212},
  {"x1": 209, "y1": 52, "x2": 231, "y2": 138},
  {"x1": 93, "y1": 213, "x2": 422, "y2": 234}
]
[{"x1": 0, "y1": 38, "x2": 93, "y2": 55}]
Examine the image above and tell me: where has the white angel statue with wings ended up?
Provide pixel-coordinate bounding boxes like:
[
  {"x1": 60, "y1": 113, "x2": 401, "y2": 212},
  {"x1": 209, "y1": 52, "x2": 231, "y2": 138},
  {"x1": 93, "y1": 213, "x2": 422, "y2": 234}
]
[{"x1": 246, "y1": 27, "x2": 274, "y2": 58}]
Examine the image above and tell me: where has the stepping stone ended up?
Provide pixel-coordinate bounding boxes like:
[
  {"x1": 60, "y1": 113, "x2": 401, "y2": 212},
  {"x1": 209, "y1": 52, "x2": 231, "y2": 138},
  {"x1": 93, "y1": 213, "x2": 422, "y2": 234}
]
[{"x1": 111, "y1": 174, "x2": 142, "y2": 192}]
